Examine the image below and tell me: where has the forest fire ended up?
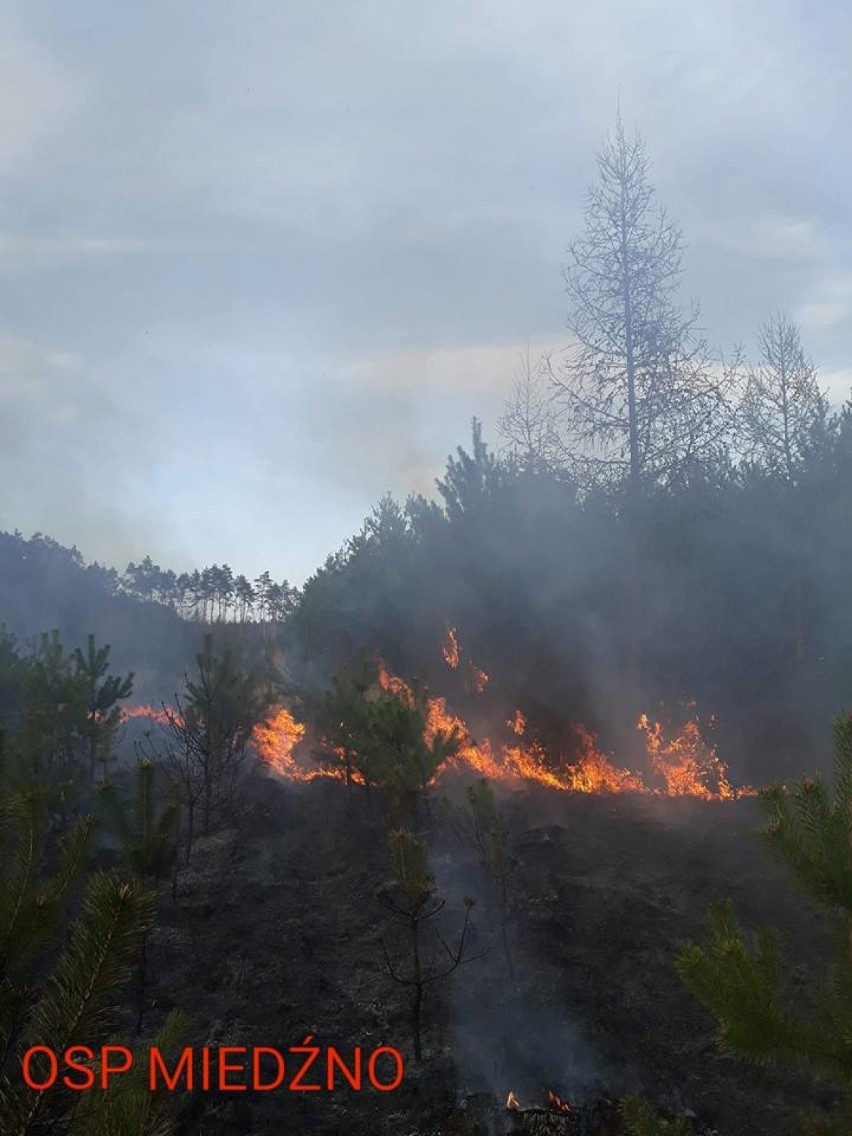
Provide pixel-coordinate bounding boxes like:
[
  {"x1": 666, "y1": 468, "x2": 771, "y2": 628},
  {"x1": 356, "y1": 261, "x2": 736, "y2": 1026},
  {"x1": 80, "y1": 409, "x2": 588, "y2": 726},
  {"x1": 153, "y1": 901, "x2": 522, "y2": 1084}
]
[
  {"x1": 122, "y1": 689, "x2": 752, "y2": 799},
  {"x1": 120, "y1": 704, "x2": 172, "y2": 726},
  {"x1": 444, "y1": 623, "x2": 489, "y2": 695},
  {"x1": 377, "y1": 658, "x2": 752, "y2": 799},
  {"x1": 121, "y1": 636, "x2": 753, "y2": 801},
  {"x1": 251, "y1": 707, "x2": 309, "y2": 779}
]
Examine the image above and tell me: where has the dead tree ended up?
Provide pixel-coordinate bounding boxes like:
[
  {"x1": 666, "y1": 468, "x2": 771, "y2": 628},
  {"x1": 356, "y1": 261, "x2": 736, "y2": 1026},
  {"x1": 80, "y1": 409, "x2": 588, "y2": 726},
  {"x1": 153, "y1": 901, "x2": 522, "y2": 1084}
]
[{"x1": 553, "y1": 109, "x2": 735, "y2": 493}]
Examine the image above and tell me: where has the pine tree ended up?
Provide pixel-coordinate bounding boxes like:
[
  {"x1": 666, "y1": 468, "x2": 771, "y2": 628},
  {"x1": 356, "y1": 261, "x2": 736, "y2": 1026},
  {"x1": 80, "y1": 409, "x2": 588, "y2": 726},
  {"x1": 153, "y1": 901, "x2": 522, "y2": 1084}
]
[
  {"x1": 98, "y1": 759, "x2": 179, "y2": 1033},
  {"x1": 378, "y1": 829, "x2": 475, "y2": 1061},
  {"x1": 164, "y1": 634, "x2": 273, "y2": 840},
  {"x1": 0, "y1": 760, "x2": 171, "y2": 1135},
  {"x1": 0, "y1": 787, "x2": 94, "y2": 992},
  {"x1": 436, "y1": 418, "x2": 508, "y2": 522},
  {"x1": 677, "y1": 714, "x2": 852, "y2": 1132},
  {"x1": 72, "y1": 634, "x2": 134, "y2": 781},
  {"x1": 553, "y1": 110, "x2": 731, "y2": 491},
  {"x1": 19, "y1": 631, "x2": 86, "y2": 781},
  {"x1": 361, "y1": 683, "x2": 462, "y2": 824},
  {"x1": 305, "y1": 655, "x2": 374, "y2": 786},
  {"x1": 449, "y1": 779, "x2": 517, "y2": 977},
  {"x1": 741, "y1": 313, "x2": 830, "y2": 484},
  {"x1": 98, "y1": 759, "x2": 179, "y2": 881}
]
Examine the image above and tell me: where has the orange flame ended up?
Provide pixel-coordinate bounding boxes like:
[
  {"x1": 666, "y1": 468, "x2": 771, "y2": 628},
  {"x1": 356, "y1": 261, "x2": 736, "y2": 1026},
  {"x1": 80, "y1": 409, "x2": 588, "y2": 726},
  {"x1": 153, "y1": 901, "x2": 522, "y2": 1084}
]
[
  {"x1": 252, "y1": 707, "x2": 308, "y2": 778},
  {"x1": 548, "y1": 1089, "x2": 574, "y2": 1113},
  {"x1": 465, "y1": 661, "x2": 489, "y2": 695},
  {"x1": 638, "y1": 711, "x2": 739, "y2": 799},
  {"x1": 120, "y1": 704, "x2": 172, "y2": 726},
  {"x1": 120, "y1": 632, "x2": 754, "y2": 801},
  {"x1": 442, "y1": 625, "x2": 460, "y2": 670},
  {"x1": 375, "y1": 658, "x2": 752, "y2": 799}
]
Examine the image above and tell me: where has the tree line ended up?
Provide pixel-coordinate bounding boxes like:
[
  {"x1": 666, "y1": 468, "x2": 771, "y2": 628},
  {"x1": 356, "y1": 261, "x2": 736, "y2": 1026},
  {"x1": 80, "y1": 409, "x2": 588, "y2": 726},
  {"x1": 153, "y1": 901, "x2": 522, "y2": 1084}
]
[
  {"x1": 123, "y1": 560, "x2": 299, "y2": 624},
  {"x1": 0, "y1": 530, "x2": 299, "y2": 626}
]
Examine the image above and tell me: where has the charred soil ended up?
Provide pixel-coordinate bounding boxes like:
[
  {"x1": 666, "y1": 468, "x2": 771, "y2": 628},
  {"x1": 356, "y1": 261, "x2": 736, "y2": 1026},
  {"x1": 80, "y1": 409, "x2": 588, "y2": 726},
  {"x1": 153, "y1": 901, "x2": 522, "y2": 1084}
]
[{"x1": 143, "y1": 773, "x2": 838, "y2": 1135}]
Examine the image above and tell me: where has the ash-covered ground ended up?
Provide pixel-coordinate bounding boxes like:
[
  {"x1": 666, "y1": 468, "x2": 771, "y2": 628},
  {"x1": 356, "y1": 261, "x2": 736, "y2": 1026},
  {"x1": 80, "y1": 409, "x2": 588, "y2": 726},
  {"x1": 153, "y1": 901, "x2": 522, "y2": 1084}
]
[{"x1": 141, "y1": 773, "x2": 837, "y2": 1136}]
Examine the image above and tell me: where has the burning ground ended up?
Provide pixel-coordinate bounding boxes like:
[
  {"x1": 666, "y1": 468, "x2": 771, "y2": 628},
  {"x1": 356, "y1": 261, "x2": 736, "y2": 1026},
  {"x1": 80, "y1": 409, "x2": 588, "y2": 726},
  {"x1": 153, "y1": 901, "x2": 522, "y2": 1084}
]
[
  {"x1": 120, "y1": 636, "x2": 834, "y2": 1136},
  {"x1": 143, "y1": 629, "x2": 755, "y2": 803}
]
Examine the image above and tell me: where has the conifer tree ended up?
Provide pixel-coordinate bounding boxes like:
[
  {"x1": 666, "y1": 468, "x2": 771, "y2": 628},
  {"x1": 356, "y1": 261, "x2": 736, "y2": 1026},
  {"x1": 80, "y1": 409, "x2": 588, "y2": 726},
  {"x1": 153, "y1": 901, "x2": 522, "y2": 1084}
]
[
  {"x1": 164, "y1": 634, "x2": 273, "y2": 840},
  {"x1": 449, "y1": 779, "x2": 516, "y2": 977},
  {"x1": 308, "y1": 661, "x2": 462, "y2": 819},
  {"x1": 378, "y1": 829, "x2": 475, "y2": 1061},
  {"x1": 98, "y1": 758, "x2": 179, "y2": 1032},
  {"x1": 72, "y1": 634, "x2": 134, "y2": 781},
  {"x1": 304, "y1": 655, "x2": 374, "y2": 786},
  {"x1": 741, "y1": 312, "x2": 830, "y2": 484},
  {"x1": 0, "y1": 763, "x2": 168, "y2": 1134},
  {"x1": 677, "y1": 714, "x2": 852, "y2": 1132},
  {"x1": 18, "y1": 631, "x2": 86, "y2": 781},
  {"x1": 98, "y1": 759, "x2": 179, "y2": 882},
  {"x1": 553, "y1": 111, "x2": 730, "y2": 491},
  {"x1": 361, "y1": 684, "x2": 462, "y2": 824}
]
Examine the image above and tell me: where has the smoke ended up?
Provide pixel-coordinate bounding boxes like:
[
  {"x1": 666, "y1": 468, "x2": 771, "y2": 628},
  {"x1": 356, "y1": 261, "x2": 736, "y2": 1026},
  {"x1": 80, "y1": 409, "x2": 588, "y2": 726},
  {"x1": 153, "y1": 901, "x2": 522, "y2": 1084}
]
[{"x1": 427, "y1": 795, "x2": 612, "y2": 1108}]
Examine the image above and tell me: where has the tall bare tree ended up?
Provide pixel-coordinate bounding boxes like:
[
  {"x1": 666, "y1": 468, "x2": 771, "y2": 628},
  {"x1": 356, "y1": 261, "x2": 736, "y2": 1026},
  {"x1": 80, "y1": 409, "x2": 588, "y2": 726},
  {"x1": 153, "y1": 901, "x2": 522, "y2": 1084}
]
[
  {"x1": 552, "y1": 111, "x2": 731, "y2": 491},
  {"x1": 498, "y1": 345, "x2": 564, "y2": 474},
  {"x1": 740, "y1": 312, "x2": 829, "y2": 483},
  {"x1": 740, "y1": 313, "x2": 831, "y2": 670}
]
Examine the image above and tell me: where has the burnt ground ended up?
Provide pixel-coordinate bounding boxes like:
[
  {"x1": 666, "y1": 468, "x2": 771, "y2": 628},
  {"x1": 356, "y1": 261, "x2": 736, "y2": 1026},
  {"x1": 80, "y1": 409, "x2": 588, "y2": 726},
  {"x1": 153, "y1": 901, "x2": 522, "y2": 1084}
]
[{"x1": 141, "y1": 771, "x2": 841, "y2": 1136}]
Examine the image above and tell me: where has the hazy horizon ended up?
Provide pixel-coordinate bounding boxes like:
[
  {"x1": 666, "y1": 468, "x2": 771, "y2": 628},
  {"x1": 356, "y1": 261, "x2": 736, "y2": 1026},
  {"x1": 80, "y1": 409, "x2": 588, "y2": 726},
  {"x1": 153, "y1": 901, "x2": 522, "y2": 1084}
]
[{"x1": 2, "y1": 1, "x2": 851, "y2": 586}]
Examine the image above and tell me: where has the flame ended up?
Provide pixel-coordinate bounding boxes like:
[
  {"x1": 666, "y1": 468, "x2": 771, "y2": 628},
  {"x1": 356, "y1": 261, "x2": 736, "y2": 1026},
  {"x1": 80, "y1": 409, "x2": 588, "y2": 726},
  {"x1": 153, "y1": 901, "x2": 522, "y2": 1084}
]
[
  {"x1": 376, "y1": 658, "x2": 752, "y2": 799},
  {"x1": 465, "y1": 661, "x2": 489, "y2": 695},
  {"x1": 252, "y1": 708, "x2": 363, "y2": 783},
  {"x1": 564, "y1": 725, "x2": 645, "y2": 794},
  {"x1": 120, "y1": 704, "x2": 172, "y2": 726},
  {"x1": 121, "y1": 703, "x2": 342, "y2": 784},
  {"x1": 506, "y1": 1091, "x2": 520, "y2": 1111},
  {"x1": 442, "y1": 625, "x2": 460, "y2": 670},
  {"x1": 638, "y1": 711, "x2": 738, "y2": 800},
  {"x1": 508, "y1": 709, "x2": 526, "y2": 736},
  {"x1": 548, "y1": 1089, "x2": 574, "y2": 1114},
  {"x1": 252, "y1": 707, "x2": 308, "y2": 778},
  {"x1": 443, "y1": 625, "x2": 488, "y2": 694},
  {"x1": 119, "y1": 631, "x2": 754, "y2": 801}
]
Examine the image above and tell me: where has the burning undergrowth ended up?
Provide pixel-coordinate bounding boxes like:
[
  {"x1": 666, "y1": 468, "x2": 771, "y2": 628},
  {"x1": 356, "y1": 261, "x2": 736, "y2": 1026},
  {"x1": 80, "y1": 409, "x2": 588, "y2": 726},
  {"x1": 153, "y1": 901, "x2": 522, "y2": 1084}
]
[{"x1": 121, "y1": 626, "x2": 755, "y2": 803}]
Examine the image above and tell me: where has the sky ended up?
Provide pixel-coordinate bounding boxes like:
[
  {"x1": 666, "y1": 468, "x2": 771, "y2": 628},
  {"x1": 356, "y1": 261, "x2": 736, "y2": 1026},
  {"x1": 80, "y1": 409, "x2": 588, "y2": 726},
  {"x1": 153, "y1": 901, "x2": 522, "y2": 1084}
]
[{"x1": 0, "y1": 0, "x2": 850, "y2": 586}]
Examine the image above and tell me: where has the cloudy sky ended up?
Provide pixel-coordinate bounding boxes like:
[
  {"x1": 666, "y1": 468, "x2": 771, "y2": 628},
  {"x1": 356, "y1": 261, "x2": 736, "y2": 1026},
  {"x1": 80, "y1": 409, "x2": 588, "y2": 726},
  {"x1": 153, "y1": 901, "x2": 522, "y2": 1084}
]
[{"x1": 1, "y1": 1, "x2": 850, "y2": 584}]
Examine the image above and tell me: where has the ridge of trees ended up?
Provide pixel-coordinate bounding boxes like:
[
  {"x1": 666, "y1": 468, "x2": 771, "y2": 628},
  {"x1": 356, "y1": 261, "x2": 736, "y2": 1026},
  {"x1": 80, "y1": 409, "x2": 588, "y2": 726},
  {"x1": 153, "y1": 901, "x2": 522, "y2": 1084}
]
[{"x1": 0, "y1": 529, "x2": 299, "y2": 627}]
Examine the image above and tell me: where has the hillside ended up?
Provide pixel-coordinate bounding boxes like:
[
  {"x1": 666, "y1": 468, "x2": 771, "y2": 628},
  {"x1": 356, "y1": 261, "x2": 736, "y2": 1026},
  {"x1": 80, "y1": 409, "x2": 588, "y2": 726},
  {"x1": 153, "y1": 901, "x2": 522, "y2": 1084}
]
[{"x1": 135, "y1": 771, "x2": 835, "y2": 1136}]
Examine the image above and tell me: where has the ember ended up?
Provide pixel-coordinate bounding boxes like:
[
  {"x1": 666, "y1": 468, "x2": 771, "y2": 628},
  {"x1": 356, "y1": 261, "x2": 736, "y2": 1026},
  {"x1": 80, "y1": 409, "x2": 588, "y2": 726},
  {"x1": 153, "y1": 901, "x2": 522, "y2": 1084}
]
[{"x1": 504, "y1": 1088, "x2": 587, "y2": 1135}]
